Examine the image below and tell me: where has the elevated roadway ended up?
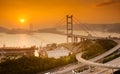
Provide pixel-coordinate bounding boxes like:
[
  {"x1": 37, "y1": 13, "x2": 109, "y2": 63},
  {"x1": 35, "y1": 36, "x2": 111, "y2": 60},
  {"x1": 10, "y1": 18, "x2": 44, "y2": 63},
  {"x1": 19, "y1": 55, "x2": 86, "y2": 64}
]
[
  {"x1": 41, "y1": 40, "x2": 120, "y2": 74},
  {"x1": 76, "y1": 44, "x2": 120, "y2": 69}
]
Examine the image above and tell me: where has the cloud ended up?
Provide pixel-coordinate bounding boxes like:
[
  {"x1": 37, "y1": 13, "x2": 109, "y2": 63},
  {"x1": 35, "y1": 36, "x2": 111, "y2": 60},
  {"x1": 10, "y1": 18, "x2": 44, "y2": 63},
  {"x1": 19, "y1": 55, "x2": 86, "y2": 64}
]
[{"x1": 96, "y1": 0, "x2": 120, "y2": 7}]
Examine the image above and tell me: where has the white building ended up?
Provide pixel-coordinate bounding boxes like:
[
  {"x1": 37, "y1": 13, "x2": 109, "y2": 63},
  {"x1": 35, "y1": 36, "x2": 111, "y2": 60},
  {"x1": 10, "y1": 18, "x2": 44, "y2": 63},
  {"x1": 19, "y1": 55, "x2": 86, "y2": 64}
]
[{"x1": 46, "y1": 47, "x2": 71, "y2": 59}]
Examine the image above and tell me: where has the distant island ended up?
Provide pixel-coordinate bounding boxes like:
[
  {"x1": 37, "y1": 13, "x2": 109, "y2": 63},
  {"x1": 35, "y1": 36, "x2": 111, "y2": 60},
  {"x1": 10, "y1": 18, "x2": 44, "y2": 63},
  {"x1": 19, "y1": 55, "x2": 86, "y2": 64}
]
[
  {"x1": 0, "y1": 23, "x2": 120, "y2": 34},
  {"x1": 58, "y1": 23, "x2": 120, "y2": 33}
]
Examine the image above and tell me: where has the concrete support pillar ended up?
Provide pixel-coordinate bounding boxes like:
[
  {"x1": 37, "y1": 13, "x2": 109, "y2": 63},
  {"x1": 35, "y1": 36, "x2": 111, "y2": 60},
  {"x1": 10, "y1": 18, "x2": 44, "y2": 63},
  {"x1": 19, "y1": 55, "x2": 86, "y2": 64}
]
[
  {"x1": 73, "y1": 36, "x2": 75, "y2": 43},
  {"x1": 73, "y1": 36, "x2": 79, "y2": 43},
  {"x1": 81, "y1": 38, "x2": 84, "y2": 42},
  {"x1": 111, "y1": 69, "x2": 114, "y2": 74},
  {"x1": 76, "y1": 37, "x2": 78, "y2": 43}
]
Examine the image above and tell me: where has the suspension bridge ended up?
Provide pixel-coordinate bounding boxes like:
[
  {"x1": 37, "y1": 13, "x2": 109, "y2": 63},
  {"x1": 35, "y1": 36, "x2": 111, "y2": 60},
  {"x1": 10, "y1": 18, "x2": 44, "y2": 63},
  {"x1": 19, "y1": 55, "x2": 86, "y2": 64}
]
[
  {"x1": 55, "y1": 15, "x2": 120, "y2": 74},
  {"x1": 65, "y1": 15, "x2": 120, "y2": 72},
  {"x1": 59, "y1": 15, "x2": 110, "y2": 43}
]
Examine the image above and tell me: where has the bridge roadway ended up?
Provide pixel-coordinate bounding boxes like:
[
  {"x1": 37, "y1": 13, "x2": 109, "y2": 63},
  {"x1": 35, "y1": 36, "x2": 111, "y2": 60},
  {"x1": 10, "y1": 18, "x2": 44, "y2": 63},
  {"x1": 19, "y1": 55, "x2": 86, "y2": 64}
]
[
  {"x1": 68, "y1": 34, "x2": 107, "y2": 43},
  {"x1": 72, "y1": 34, "x2": 104, "y2": 39},
  {"x1": 76, "y1": 44, "x2": 120, "y2": 69}
]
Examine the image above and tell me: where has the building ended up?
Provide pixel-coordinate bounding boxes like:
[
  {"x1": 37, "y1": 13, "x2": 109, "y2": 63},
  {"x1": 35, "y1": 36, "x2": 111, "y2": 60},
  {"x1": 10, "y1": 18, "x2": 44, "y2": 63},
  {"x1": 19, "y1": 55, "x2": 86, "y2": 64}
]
[
  {"x1": 0, "y1": 46, "x2": 37, "y2": 57},
  {"x1": 46, "y1": 46, "x2": 71, "y2": 59}
]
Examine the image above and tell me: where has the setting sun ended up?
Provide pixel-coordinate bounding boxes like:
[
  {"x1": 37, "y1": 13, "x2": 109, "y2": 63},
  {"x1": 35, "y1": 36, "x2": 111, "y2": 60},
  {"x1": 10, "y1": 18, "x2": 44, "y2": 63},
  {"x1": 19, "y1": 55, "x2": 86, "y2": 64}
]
[{"x1": 20, "y1": 19, "x2": 25, "y2": 23}]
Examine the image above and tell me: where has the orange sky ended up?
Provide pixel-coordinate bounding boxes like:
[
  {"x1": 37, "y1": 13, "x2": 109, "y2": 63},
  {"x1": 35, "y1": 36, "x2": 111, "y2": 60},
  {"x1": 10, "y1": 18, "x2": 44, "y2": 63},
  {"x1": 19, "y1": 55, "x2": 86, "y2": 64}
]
[{"x1": 0, "y1": 0, "x2": 120, "y2": 29}]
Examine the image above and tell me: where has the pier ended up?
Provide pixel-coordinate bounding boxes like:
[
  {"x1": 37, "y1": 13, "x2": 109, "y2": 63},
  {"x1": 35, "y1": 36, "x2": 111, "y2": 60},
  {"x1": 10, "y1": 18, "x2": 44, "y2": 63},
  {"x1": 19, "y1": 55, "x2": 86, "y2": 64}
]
[{"x1": 0, "y1": 46, "x2": 37, "y2": 56}]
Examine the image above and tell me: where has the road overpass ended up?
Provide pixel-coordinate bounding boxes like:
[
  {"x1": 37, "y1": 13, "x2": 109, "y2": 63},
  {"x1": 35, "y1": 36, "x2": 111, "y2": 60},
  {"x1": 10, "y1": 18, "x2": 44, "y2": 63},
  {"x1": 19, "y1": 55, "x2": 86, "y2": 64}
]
[
  {"x1": 76, "y1": 44, "x2": 120, "y2": 69},
  {"x1": 44, "y1": 43, "x2": 120, "y2": 74}
]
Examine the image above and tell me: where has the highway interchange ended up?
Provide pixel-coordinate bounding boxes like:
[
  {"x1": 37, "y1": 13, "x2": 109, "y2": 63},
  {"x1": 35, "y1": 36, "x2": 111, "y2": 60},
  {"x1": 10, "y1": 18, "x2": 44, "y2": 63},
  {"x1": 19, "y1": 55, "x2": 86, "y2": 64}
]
[{"x1": 41, "y1": 40, "x2": 120, "y2": 74}]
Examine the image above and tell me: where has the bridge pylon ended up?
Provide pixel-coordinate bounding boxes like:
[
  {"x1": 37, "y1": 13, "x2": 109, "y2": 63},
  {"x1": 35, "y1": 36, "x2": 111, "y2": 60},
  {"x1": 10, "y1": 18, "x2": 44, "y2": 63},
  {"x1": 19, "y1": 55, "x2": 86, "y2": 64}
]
[{"x1": 66, "y1": 15, "x2": 73, "y2": 43}]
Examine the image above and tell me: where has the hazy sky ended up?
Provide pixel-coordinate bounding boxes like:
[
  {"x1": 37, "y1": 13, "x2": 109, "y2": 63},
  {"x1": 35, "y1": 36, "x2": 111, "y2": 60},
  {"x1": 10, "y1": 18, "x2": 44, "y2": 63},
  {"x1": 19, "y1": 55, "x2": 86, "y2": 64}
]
[{"x1": 0, "y1": 0, "x2": 120, "y2": 29}]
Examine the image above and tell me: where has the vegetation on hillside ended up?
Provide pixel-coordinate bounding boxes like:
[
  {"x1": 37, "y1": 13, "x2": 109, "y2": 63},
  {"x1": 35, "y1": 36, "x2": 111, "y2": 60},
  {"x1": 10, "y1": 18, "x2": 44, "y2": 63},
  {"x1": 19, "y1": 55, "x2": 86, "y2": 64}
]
[
  {"x1": 102, "y1": 52, "x2": 120, "y2": 63},
  {"x1": 81, "y1": 39, "x2": 117, "y2": 59},
  {"x1": 0, "y1": 39, "x2": 117, "y2": 74},
  {"x1": 0, "y1": 54, "x2": 76, "y2": 74}
]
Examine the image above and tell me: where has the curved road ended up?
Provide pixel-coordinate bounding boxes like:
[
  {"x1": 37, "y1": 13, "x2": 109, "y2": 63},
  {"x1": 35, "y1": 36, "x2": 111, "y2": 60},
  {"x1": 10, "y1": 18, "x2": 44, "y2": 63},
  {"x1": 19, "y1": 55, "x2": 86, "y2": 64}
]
[
  {"x1": 42, "y1": 41, "x2": 120, "y2": 74},
  {"x1": 76, "y1": 44, "x2": 120, "y2": 69}
]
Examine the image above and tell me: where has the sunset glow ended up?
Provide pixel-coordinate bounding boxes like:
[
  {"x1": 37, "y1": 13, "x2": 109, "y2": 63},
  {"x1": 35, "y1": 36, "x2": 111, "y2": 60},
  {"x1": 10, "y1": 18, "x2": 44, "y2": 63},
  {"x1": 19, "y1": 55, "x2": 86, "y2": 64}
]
[
  {"x1": 0, "y1": 0, "x2": 120, "y2": 29},
  {"x1": 0, "y1": 0, "x2": 120, "y2": 74},
  {"x1": 20, "y1": 19, "x2": 25, "y2": 23}
]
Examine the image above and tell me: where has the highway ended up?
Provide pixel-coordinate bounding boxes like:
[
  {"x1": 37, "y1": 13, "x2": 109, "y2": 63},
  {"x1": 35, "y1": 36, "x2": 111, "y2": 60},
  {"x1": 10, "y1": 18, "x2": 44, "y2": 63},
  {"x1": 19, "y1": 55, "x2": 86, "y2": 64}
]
[
  {"x1": 76, "y1": 53, "x2": 120, "y2": 69},
  {"x1": 39, "y1": 40, "x2": 120, "y2": 74},
  {"x1": 56, "y1": 44, "x2": 120, "y2": 74},
  {"x1": 89, "y1": 43, "x2": 120, "y2": 61},
  {"x1": 78, "y1": 57, "x2": 120, "y2": 74},
  {"x1": 41, "y1": 44, "x2": 120, "y2": 74},
  {"x1": 76, "y1": 44, "x2": 120, "y2": 69}
]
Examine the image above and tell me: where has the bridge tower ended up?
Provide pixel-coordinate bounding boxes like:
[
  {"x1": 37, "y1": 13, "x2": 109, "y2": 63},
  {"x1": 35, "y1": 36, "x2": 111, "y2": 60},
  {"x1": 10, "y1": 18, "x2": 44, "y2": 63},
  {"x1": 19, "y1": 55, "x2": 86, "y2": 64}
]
[
  {"x1": 29, "y1": 24, "x2": 33, "y2": 31},
  {"x1": 66, "y1": 15, "x2": 73, "y2": 43}
]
